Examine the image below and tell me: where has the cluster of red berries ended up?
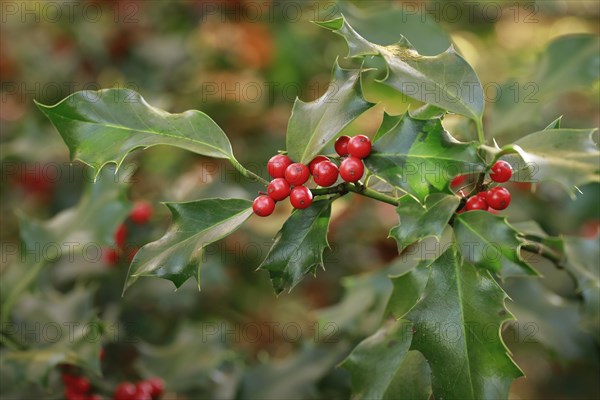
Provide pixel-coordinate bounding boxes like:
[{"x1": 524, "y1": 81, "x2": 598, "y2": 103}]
[
  {"x1": 252, "y1": 135, "x2": 372, "y2": 217},
  {"x1": 104, "y1": 201, "x2": 153, "y2": 265},
  {"x1": 62, "y1": 371, "x2": 100, "y2": 400},
  {"x1": 113, "y1": 377, "x2": 164, "y2": 400},
  {"x1": 454, "y1": 160, "x2": 513, "y2": 213}
]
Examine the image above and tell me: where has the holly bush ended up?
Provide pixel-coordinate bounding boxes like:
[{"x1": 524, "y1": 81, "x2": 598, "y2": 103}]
[{"x1": 1, "y1": 2, "x2": 599, "y2": 400}]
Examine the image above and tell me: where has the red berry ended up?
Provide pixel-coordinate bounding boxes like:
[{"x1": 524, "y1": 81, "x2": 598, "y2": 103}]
[
  {"x1": 252, "y1": 195, "x2": 275, "y2": 217},
  {"x1": 147, "y1": 377, "x2": 164, "y2": 397},
  {"x1": 339, "y1": 157, "x2": 365, "y2": 183},
  {"x1": 136, "y1": 381, "x2": 154, "y2": 395},
  {"x1": 62, "y1": 373, "x2": 77, "y2": 386},
  {"x1": 477, "y1": 191, "x2": 488, "y2": 199},
  {"x1": 347, "y1": 135, "x2": 372, "y2": 159},
  {"x1": 490, "y1": 160, "x2": 513, "y2": 183},
  {"x1": 313, "y1": 161, "x2": 339, "y2": 187},
  {"x1": 334, "y1": 135, "x2": 350, "y2": 156},
  {"x1": 114, "y1": 223, "x2": 127, "y2": 248},
  {"x1": 290, "y1": 186, "x2": 313, "y2": 209},
  {"x1": 64, "y1": 388, "x2": 86, "y2": 400},
  {"x1": 103, "y1": 248, "x2": 118, "y2": 265},
  {"x1": 267, "y1": 178, "x2": 291, "y2": 201},
  {"x1": 114, "y1": 382, "x2": 137, "y2": 400},
  {"x1": 486, "y1": 187, "x2": 511, "y2": 210},
  {"x1": 133, "y1": 391, "x2": 152, "y2": 400},
  {"x1": 450, "y1": 174, "x2": 467, "y2": 188},
  {"x1": 465, "y1": 196, "x2": 488, "y2": 211},
  {"x1": 284, "y1": 163, "x2": 310, "y2": 186},
  {"x1": 267, "y1": 154, "x2": 292, "y2": 178},
  {"x1": 308, "y1": 155, "x2": 329, "y2": 175},
  {"x1": 72, "y1": 376, "x2": 91, "y2": 393},
  {"x1": 129, "y1": 201, "x2": 153, "y2": 224}
]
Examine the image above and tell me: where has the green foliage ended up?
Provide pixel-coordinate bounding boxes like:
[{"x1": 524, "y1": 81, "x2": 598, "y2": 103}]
[
  {"x1": 35, "y1": 90, "x2": 236, "y2": 176},
  {"x1": 258, "y1": 200, "x2": 332, "y2": 294},
  {"x1": 403, "y1": 247, "x2": 523, "y2": 400},
  {"x1": 286, "y1": 61, "x2": 374, "y2": 164},
  {"x1": 390, "y1": 193, "x2": 459, "y2": 253},
  {"x1": 125, "y1": 199, "x2": 253, "y2": 291},
  {"x1": 15, "y1": 11, "x2": 600, "y2": 400},
  {"x1": 366, "y1": 113, "x2": 484, "y2": 199},
  {"x1": 316, "y1": 16, "x2": 484, "y2": 122},
  {"x1": 453, "y1": 212, "x2": 538, "y2": 277}
]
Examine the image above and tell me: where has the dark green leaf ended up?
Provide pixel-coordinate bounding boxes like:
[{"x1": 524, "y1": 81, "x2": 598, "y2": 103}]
[
  {"x1": 383, "y1": 350, "x2": 431, "y2": 400},
  {"x1": 510, "y1": 128, "x2": 600, "y2": 196},
  {"x1": 365, "y1": 113, "x2": 484, "y2": 199},
  {"x1": 341, "y1": 319, "x2": 413, "y2": 399},
  {"x1": 35, "y1": 89, "x2": 235, "y2": 177},
  {"x1": 317, "y1": 17, "x2": 484, "y2": 121},
  {"x1": 124, "y1": 198, "x2": 253, "y2": 292},
  {"x1": 390, "y1": 193, "x2": 459, "y2": 253},
  {"x1": 386, "y1": 260, "x2": 431, "y2": 320},
  {"x1": 259, "y1": 200, "x2": 332, "y2": 294},
  {"x1": 286, "y1": 61, "x2": 374, "y2": 164},
  {"x1": 454, "y1": 211, "x2": 538, "y2": 277},
  {"x1": 404, "y1": 246, "x2": 523, "y2": 399}
]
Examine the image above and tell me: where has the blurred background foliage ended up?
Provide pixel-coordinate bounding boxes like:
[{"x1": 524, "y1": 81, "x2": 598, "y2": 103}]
[{"x1": 1, "y1": 1, "x2": 599, "y2": 399}]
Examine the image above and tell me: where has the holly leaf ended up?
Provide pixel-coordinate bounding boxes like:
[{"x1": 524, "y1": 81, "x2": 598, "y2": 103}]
[
  {"x1": 316, "y1": 17, "x2": 484, "y2": 121},
  {"x1": 365, "y1": 113, "x2": 484, "y2": 200},
  {"x1": 563, "y1": 236, "x2": 600, "y2": 340},
  {"x1": 383, "y1": 350, "x2": 432, "y2": 400},
  {"x1": 35, "y1": 89, "x2": 235, "y2": 177},
  {"x1": 454, "y1": 211, "x2": 538, "y2": 277},
  {"x1": 509, "y1": 128, "x2": 599, "y2": 196},
  {"x1": 17, "y1": 165, "x2": 130, "y2": 262},
  {"x1": 286, "y1": 61, "x2": 374, "y2": 164},
  {"x1": 124, "y1": 198, "x2": 253, "y2": 292},
  {"x1": 386, "y1": 260, "x2": 432, "y2": 320},
  {"x1": 259, "y1": 200, "x2": 332, "y2": 294},
  {"x1": 341, "y1": 319, "x2": 414, "y2": 400},
  {"x1": 404, "y1": 246, "x2": 523, "y2": 399},
  {"x1": 390, "y1": 193, "x2": 459, "y2": 253}
]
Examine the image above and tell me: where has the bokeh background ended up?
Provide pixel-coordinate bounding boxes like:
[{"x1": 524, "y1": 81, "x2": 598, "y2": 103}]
[{"x1": 1, "y1": 1, "x2": 599, "y2": 399}]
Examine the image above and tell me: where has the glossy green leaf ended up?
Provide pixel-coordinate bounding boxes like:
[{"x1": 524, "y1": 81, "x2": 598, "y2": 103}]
[
  {"x1": 510, "y1": 128, "x2": 600, "y2": 196},
  {"x1": 386, "y1": 260, "x2": 431, "y2": 320},
  {"x1": 35, "y1": 89, "x2": 235, "y2": 177},
  {"x1": 404, "y1": 246, "x2": 523, "y2": 399},
  {"x1": 383, "y1": 350, "x2": 432, "y2": 400},
  {"x1": 341, "y1": 319, "x2": 413, "y2": 400},
  {"x1": 317, "y1": 17, "x2": 484, "y2": 121},
  {"x1": 454, "y1": 211, "x2": 538, "y2": 277},
  {"x1": 365, "y1": 113, "x2": 484, "y2": 199},
  {"x1": 124, "y1": 198, "x2": 253, "y2": 292},
  {"x1": 390, "y1": 193, "x2": 459, "y2": 253},
  {"x1": 285, "y1": 61, "x2": 374, "y2": 164},
  {"x1": 17, "y1": 166, "x2": 130, "y2": 261},
  {"x1": 259, "y1": 200, "x2": 332, "y2": 294},
  {"x1": 544, "y1": 116, "x2": 562, "y2": 130},
  {"x1": 563, "y1": 236, "x2": 600, "y2": 340}
]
